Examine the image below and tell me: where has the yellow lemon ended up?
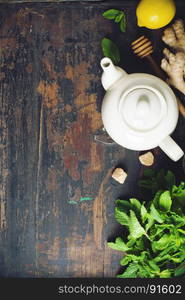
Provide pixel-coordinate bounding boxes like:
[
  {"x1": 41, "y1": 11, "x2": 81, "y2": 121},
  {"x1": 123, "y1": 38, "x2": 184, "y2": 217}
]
[{"x1": 136, "y1": 0, "x2": 176, "y2": 29}]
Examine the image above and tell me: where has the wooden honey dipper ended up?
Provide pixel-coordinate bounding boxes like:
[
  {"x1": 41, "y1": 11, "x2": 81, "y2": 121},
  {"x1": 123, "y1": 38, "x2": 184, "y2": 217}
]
[
  {"x1": 131, "y1": 35, "x2": 185, "y2": 118},
  {"x1": 131, "y1": 35, "x2": 166, "y2": 80}
]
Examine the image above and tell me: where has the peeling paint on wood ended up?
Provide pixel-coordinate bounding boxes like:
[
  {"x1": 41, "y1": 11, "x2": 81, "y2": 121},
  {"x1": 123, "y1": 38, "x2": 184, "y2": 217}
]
[
  {"x1": 80, "y1": 197, "x2": 93, "y2": 202},
  {"x1": 37, "y1": 81, "x2": 60, "y2": 109}
]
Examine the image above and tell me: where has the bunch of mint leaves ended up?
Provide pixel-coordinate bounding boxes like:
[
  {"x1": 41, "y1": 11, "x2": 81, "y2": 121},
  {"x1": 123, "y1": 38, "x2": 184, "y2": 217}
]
[
  {"x1": 108, "y1": 169, "x2": 185, "y2": 278},
  {"x1": 102, "y1": 9, "x2": 126, "y2": 64},
  {"x1": 102, "y1": 9, "x2": 126, "y2": 32}
]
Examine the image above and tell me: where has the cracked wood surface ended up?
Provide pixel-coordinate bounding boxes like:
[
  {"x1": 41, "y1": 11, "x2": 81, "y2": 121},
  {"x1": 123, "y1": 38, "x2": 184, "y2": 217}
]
[{"x1": 0, "y1": 1, "x2": 185, "y2": 277}]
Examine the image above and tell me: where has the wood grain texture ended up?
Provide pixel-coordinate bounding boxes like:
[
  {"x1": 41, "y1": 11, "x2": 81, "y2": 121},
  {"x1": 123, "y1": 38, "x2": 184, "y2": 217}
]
[
  {"x1": 0, "y1": 1, "x2": 127, "y2": 278},
  {"x1": 0, "y1": 1, "x2": 185, "y2": 278}
]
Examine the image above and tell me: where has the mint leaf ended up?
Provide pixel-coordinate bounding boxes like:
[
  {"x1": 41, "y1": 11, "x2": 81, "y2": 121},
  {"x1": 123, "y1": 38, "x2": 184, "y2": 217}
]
[
  {"x1": 145, "y1": 214, "x2": 154, "y2": 232},
  {"x1": 150, "y1": 204, "x2": 164, "y2": 223},
  {"x1": 115, "y1": 14, "x2": 123, "y2": 23},
  {"x1": 156, "y1": 169, "x2": 167, "y2": 189},
  {"x1": 152, "y1": 234, "x2": 171, "y2": 251},
  {"x1": 175, "y1": 262, "x2": 185, "y2": 276},
  {"x1": 139, "y1": 169, "x2": 176, "y2": 198},
  {"x1": 154, "y1": 254, "x2": 171, "y2": 263},
  {"x1": 102, "y1": 9, "x2": 121, "y2": 20},
  {"x1": 159, "y1": 191, "x2": 172, "y2": 212},
  {"x1": 129, "y1": 210, "x2": 146, "y2": 239},
  {"x1": 165, "y1": 170, "x2": 175, "y2": 190},
  {"x1": 143, "y1": 169, "x2": 155, "y2": 177},
  {"x1": 101, "y1": 38, "x2": 120, "y2": 65},
  {"x1": 115, "y1": 207, "x2": 129, "y2": 226},
  {"x1": 178, "y1": 228, "x2": 185, "y2": 234},
  {"x1": 126, "y1": 237, "x2": 136, "y2": 248},
  {"x1": 159, "y1": 270, "x2": 171, "y2": 278},
  {"x1": 172, "y1": 182, "x2": 185, "y2": 207},
  {"x1": 102, "y1": 9, "x2": 126, "y2": 33},
  {"x1": 108, "y1": 237, "x2": 129, "y2": 252},
  {"x1": 153, "y1": 224, "x2": 174, "y2": 238},
  {"x1": 170, "y1": 212, "x2": 185, "y2": 227},
  {"x1": 120, "y1": 15, "x2": 126, "y2": 32},
  {"x1": 139, "y1": 178, "x2": 158, "y2": 194},
  {"x1": 117, "y1": 262, "x2": 139, "y2": 278},
  {"x1": 157, "y1": 243, "x2": 176, "y2": 258},
  {"x1": 138, "y1": 266, "x2": 152, "y2": 278},
  {"x1": 148, "y1": 260, "x2": 160, "y2": 272},
  {"x1": 141, "y1": 204, "x2": 147, "y2": 223},
  {"x1": 130, "y1": 198, "x2": 142, "y2": 215},
  {"x1": 152, "y1": 190, "x2": 163, "y2": 208},
  {"x1": 115, "y1": 199, "x2": 132, "y2": 213},
  {"x1": 171, "y1": 257, "x2": 183, "y2": 263},
  {"x1": 120, "y1": 255, "x2": 134, "y2": 266},
  {"x1": 120, "y1": 252, "x2": 147, "y2": 266},
  {"x1": 135, "y1": 239, "x2": 145, "y2": 251}
]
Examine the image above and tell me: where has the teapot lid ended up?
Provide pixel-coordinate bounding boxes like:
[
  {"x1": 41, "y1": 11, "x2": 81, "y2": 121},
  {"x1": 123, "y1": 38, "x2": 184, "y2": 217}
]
[
  {"x1": 120, "y1": 85, "x2": 166, "y2": 131},
  {"x1": 101, "y1": 73, "x2": 179, "y2": 151}
]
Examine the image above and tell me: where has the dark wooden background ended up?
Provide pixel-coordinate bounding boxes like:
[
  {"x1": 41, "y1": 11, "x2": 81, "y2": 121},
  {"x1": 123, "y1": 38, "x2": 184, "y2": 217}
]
[{"x1": 0, "y1": 0, "x2": 185, "y2": 277}]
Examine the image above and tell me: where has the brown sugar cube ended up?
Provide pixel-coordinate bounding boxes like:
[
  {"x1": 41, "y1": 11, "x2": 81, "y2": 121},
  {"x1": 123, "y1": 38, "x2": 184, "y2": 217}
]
[
  {"x1": 112, "y1": 168, "x2": 128, "y2": 184},
  {"x1": 139, "y1": 151, "x2": 154, "y2": 166}
]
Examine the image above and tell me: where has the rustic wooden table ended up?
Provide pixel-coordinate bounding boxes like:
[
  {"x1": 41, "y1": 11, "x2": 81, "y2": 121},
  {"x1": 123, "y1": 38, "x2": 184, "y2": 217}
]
[{"x1": 0, "y1": 0, "x2": 185, "y2": 277}]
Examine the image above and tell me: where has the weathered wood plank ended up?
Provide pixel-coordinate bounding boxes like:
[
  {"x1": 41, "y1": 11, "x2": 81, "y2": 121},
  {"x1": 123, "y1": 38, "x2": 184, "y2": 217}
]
[
  {"x1": 0, "y1": 1, "x2": 185, "y2": 278},
  {"x1": 0, "y1": 2, "x2": 128, "y2": 277}
]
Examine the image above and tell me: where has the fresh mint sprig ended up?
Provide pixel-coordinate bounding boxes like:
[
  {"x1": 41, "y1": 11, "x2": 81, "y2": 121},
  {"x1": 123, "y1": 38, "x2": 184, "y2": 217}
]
[
  {"x1": 108, "y1": 169, "x2": 185, "y2": 278},
  {"x1": 102, "y1": 9, "x2": 126, "y2": 32}
]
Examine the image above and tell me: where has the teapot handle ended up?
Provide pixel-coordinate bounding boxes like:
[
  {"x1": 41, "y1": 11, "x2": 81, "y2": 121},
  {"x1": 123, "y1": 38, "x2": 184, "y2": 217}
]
[{"x1": 159, "y1": 136, "x2": 184, "y2": 162}]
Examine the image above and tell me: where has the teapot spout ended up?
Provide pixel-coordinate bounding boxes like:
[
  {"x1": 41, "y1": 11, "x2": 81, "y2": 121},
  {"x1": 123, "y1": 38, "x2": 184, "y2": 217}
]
[{"x1": 100, "y1": 57, "x2": 127, "y2": 90}]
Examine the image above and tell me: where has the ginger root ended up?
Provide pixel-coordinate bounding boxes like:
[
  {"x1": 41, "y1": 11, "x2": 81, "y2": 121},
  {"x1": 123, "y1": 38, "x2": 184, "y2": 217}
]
[
  {"x1": 162, "y1": 19, "x2": 185, "y2": 53},
  {"x1": 161, "y1": 19, "x2": 185, "y2": 95}
]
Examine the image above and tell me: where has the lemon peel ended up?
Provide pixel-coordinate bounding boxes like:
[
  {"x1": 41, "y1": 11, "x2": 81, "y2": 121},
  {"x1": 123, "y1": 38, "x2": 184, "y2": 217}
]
[{"x1": 136, "y1": 0, "x2": 176, "y2": 29}]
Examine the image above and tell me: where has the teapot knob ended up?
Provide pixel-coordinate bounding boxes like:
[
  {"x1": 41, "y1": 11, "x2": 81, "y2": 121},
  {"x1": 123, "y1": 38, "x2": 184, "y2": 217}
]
[{"x1": 137, "y1": 97, "x2": 150, "y2": 117}]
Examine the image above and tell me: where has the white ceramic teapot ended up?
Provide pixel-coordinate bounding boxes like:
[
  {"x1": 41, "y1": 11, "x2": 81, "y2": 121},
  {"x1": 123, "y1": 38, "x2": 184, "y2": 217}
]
[{"x1": 101, "y1": 57, "x2": 184, "y2": 161}]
